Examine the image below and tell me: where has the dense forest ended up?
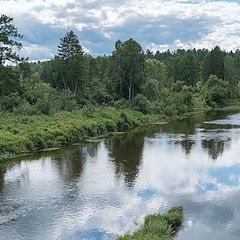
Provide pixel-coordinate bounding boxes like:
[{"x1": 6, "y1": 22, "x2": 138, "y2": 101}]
[
  {"x1": 1, "y1": 15, "x2": 240, "y2": 117},
  {"x1": 1, "y1": 14, "x2": 240, "y2": 158}
]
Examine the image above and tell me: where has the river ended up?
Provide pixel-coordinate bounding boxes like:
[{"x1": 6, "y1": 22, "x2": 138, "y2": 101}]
[{"x1": 0, "y1": 109, "x2": 240, "y2": 240}]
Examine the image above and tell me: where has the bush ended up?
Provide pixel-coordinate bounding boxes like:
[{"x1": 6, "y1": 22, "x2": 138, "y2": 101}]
[
  {"x1": 13, "y1": 99, "x2": 37, "y2": 115},
  {"x1": 58, "y1": 90, "x2": 78, "y2": 112},
  {"x1": 132, "y1": 94, "x2": 151, "y2": 114},
  {"x1": 81, "y1": 105, "x2": 97, "y2": 118},
  {"x1": 163, "y1": 105, "x2": 178, "y2": 117},
  {"x1": 148, "y1": 101, "x2": 164, "y2": 115},
  {"x1": 142, "y1": 79, "x2": 160, "y2": 101},
  {"x1": 0, "y1": 107, "x2": 152, "y2": 158},
  {"x1": 117, "y1": 112, "x2": 132, "y2": 130},
  {"x1": 114, "y1": 98, "x2": 130, "y2": 109},
  {"x1": 203, "y1": 75, "x2": 229, "y2": 107},
  {"x1": 118, "y1": 206, "x2": 183, "y2": 240},
  {"x1": 4, "y1": 76, "x2": 80, "y2": 115},
  {"x1": 0, "y1": 93, "x2": 22, "y2": 112}
]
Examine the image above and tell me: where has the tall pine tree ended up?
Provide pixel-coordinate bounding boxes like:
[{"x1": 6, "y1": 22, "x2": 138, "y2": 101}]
[
  {"x1": 0, "y1": 14, "x2": 23, "y2": 64},
  {"x1": 57, "y1": 31, "x2": 86, "y2": 93},
  {"x1": 0, "y1": 15, "x2": 23, "y2": 96}
]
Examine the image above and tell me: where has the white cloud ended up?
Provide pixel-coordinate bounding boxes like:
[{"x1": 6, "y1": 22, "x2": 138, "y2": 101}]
[
  {"x1": 1, "y1": 0, "x2": 240, "y2": 58},
  {"x1": 21, "y1": 42, "x2": 54, "y2": 60}
]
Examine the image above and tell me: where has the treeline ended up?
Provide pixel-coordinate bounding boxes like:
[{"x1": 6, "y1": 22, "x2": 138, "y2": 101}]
[{"x1": 1, "y1": 15, "x2": 240, "y2": 117}]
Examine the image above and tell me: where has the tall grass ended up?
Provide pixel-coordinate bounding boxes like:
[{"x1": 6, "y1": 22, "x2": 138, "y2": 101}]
[
  {"x1": 0, "y1": 106, "x2": 157, "y2": 160},
  {"x1": 118, "y1": 207, "x2": 183, "y2": 240}
]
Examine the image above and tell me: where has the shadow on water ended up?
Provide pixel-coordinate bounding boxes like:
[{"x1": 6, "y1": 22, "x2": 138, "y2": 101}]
[
  {"x1": 105, "y1": 128, "x2": 150, "y2": 188},
  {"x1": 201, "y1": 138, "x2": 231, "y2": 160},
  {"x1": 51, "y1": 143, "x2": 100, "y2": 183}
]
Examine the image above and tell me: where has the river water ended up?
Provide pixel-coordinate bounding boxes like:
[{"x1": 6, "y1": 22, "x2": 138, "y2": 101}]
[{"x1": 1, "y1": 110, "x2": 240, "y2": 240}]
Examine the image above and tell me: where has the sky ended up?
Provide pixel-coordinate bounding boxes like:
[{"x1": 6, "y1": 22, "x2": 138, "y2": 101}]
[{"x1": 1, "y1": 0, "x2": 240, "y2": 60}]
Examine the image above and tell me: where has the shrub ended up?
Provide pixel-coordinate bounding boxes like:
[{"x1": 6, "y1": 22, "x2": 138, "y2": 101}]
[
  {"x1": 203, "y1": 74, "x2": 229, "y2": 107},
  {"x1": 114, "y1": 98, "x2": 130, "y2": 109},
  {"x1": 0, "y1": 107, "x2": 152, "y2": 158},
  {"x1": 118, "y1": 206, "x2": 183, "y2": 240},
  {"x1": 163, "y1": 105, "x2": 178, "y2": 117},
  {"x1": 0, "y1": 93, "x2": 22, "y2": 112},
  {"x1": 142, "y1": 79, "x2": 160, "y2": 101},
  {"x1": 132, "y1": 94, "x2": 151, "y2": 114},
  {"x1": 13, "y1": 99, "x2": 37, "y2": 115},
  {"x1": 105, "y1": 120, "x2": 117, "y2": 132},
  {"x1": 117, "y1": 112, "x2": 131, "y2": 130},
  {"x1": 81, "y1": 105, "x2": 97, "y2": 118}
]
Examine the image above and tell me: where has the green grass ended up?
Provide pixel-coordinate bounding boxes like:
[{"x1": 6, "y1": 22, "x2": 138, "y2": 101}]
[
  {"x1": 0, "y1": 106, "x2": 158, "y2": 160},
  {"x1": 117, "y1": 207, "x2": 183, "y2": 240}
]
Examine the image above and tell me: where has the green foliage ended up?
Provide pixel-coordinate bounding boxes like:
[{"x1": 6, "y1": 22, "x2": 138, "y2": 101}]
[
  {"x1": 114, "y1": 98, "x2": 130, "y2": 109},
  {"x1": 0, "y1": 92, "x2": 22, "y2": 112},
  {"x1": 171, "y1": 51, "x2": 199, "y2": 86},
  {"x1": 224, "y1": 54, "x2": 238, "y2": 98},
  {"x1": 0, "y1": 14, "x2": 240, "y2": 160},
  {"x1": 132, "y1": 94, "x2": 152, "y2": 114},
  {"x1": 19, "y1": 61, "x2": 32, "y2": 78},
  {"x1": 145, "y1": 59, "x2": 167, "y2": 85},
  {"x1": 202, "y1": 46, "x2": 225, "y2": 82},
  {"x1": 13, "y1": 99, "x2": 36, "y2": 115},
  {"x1": 0, "y1": 14, "x2": 23, "y2": 97},
  {"x1": 238, "y1": 82, "x2": 240, "y2": 97},
  {"x1": 0, "y1": 65, "x2": 21, "y2": 96},
  {"x1": 110, "y1": 39, "x2": 145, "y2": 101},
  {"x1": 0, "y1": 107, "x2": 156, "y2": 158},
  {"x1": 0, "y1": 74, "x2": 79, "y2": 115},
  {"x1": 192, "y1": 95, "x2": 206, "y2": 108},
  {"x1": 0, "y1": 14, "x2": 23, "y2": 64},
  {"x1": 56, "y1": 31, "x2": 87, "y2": 93},
  {"x1": 82, "y1": 79, "x2": 113, "y2": 106},
  {"x1": 202, "y1": 75, "x2": 229, "y2": 107},
  {"x1": 117, "y1": 207, "x2": 183, "y2": 240},
  {"x1": 142, "y1": 79, "x2": 160, "y2": 101},
  {"x1": 155, "y1": 82, "x2": 194, "y2": 117},
  {"x1": 58, "y1": 31, "x2": 83, "y2": 60},
  {"x1": 117, "y1": 112, "x2": 133, "y2": 130}
]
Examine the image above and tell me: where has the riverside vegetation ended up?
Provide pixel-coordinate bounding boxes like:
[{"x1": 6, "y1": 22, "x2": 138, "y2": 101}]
[
  {"x1": 118, "y1": 207, "x2": 184, "y2": 240},
  {"x1": 1, "y1": 14, "x2": 240, "y2": 159},
  {"x1": 0, "y1": 107, "x2": 157, "y2": 159}
]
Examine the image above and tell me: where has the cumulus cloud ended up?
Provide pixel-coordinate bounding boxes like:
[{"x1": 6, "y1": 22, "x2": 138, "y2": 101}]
[{"x1": 1, "y1": 0, "x2": 240, "y2": 59}]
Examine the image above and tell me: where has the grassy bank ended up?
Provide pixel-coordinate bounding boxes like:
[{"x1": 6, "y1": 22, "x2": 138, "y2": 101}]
[
  {"x1": 0, "y1": 106, "x2": 158, "y2": 160},
  {"x1": 118, "y1": 206, "x2": 183, "y2": 240},
  {"x1": 1, "y1": 103, "x2": 240, "y2": 161}
]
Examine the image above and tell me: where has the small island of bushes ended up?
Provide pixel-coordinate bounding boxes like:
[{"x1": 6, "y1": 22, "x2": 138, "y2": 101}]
[{"x1": 118, "y1": 206, "x2": 184, "y2": 240}]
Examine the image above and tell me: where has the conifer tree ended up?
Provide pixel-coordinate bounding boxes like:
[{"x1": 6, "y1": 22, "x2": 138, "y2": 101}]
[
  {"x1": 57, "y1": 31, "x2": 86, "y2": 93},
  {"x1": 0, "y1": 14, "x2": 23, "y2": 64}
]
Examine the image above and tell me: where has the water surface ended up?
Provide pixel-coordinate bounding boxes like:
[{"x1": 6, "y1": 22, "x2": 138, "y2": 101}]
[{"x1": 1, "y1": 110, "x2": 240, "y2": 240}]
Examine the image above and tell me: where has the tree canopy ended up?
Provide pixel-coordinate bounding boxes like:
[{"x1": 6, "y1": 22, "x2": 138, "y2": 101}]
[
  {"x1": 0, "y1": 14, "x2": 23, "y2": 64},
  {"x1": 1, "y1": 14, "x2": 240, "y2": 116},
  {"x1": 110, "y1": 39, "x2": 145, "y2": 101}
]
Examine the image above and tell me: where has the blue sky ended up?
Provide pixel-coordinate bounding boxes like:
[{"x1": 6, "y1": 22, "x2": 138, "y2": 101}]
[{"x1": 2, "y1": 0, "x2": 240, "y2": 60}]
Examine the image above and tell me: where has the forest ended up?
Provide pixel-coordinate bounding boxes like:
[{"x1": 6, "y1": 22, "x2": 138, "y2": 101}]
[{"x1": 0, "y1": 14, "x2": 240, "y2": 158}]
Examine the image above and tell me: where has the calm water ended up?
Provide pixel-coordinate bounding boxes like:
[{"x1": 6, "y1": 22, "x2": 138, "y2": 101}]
[{"x1": 1, "y1": 110, "x2": 240, "y2": 240}]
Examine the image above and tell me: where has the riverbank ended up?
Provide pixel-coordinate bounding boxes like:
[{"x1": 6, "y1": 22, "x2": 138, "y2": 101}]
[
  {"x1": 117, "y1": 207, "x2": 183, "y2": 240},
  {"x1": 1, "y1": 104, "x2": 240, "y2": 161},
  {"x1": 0, "y1": 107, "x2": 159, "y2": 160}
]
